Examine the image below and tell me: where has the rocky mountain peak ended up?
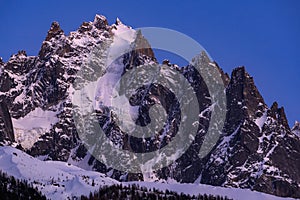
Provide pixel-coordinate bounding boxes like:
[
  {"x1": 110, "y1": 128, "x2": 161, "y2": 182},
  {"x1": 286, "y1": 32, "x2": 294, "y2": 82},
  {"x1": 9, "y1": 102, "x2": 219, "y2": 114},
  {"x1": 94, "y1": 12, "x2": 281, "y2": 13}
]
[
  {"x1": 235, "y1": 67, "x2": 265, "y2": 108},
  {"x1": 39, "y1": 21, "x2": 69, "y2": 58},
  {"x1": 230, "y1": 66, "x2": 252, "y2": 85},
  {"x1": 16, "y1": 50, "x2": 27, "y2": 57},
  {"x1": 132, "y1": 30, "x2": 155, "y2": 59},
  {"x1": 270, "y1": 101, "x2": 279, "y2": 111},
  {"x1": 8, "y1": 50, "x2": 28, "y2": 62},
  {"x1": 292, "y1": 121, "x2": 300, "y2": 137},
  {"x1": 293, "y1": 120, "x2": 300, "y2": 129},
  {"x1": 45, "y1": 21, "x2": 64, "y2": 41},
  {"x1": 162, "y1": 59, "x2": 171, "y2": 66},
  {"x1": 0, "y1": 14, "x2": 299, "y2": 199},
  {"x1": 269, "y1": 102, "x2": 289, "y2": 128},
  {"x1": 278, "y1": 107, "x2": 289, "y2": 127},
  {"x1": 209, "y1": 61, "x2": 230, "y2": 86},
  {"x1": 115, "y1": 17, "x2": 123, "y2": 25},
  {"x1": 122, "y1": 29, "x2": 157, "y2": 71},
  {"x1": 225, "y1": 66, "x2": 266, "y2": 133},
  {"x1": 93, "y1": 14, "x2": 108, "y2": 30}
]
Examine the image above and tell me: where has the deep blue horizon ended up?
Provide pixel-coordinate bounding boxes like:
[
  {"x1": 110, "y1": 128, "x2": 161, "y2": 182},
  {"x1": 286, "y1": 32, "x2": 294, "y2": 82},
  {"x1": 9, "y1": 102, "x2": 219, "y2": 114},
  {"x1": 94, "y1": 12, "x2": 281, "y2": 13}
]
[{"x1": 0, "y1": 0, "x2": 299, "y2": 126}]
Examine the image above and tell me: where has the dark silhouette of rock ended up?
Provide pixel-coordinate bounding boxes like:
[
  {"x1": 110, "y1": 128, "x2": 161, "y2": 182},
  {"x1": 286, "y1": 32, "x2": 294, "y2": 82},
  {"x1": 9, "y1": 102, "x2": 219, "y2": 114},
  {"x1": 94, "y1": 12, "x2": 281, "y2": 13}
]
[
  {"x1": 45, "y1": 22, "x2": 64, "y2": 41},
  {"x1": 0, "y1": 102, "x2": 14, "y2": 143}
]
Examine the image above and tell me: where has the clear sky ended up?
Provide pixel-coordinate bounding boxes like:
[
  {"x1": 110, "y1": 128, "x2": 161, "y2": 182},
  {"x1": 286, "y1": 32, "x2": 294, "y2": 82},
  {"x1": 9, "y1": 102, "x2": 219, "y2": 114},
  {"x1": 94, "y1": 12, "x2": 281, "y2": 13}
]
[{"x1": 0, "y1": 0, "x2": 299, "y2": 126}]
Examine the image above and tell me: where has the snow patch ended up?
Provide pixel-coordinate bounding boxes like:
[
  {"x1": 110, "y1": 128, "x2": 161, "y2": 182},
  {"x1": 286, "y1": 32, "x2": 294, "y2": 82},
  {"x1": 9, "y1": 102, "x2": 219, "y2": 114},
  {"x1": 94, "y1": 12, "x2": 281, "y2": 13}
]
[
  {"x1": 95, "y1": 23, "x2": 136, "y2": 107},
  {"x1": 12, "y1": 108, "x2": 59, "y2": 149},
  {"x1": 255, "y1": 111, "x2": 267, "y2": 132}
]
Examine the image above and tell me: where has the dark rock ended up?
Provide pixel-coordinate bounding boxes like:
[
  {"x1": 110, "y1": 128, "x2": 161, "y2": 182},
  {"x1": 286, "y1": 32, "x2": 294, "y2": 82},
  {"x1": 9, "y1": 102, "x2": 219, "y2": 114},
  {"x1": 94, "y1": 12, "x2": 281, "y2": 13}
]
[
  {"x1": 45, "y1": 21, "x2": 64, "y2": 41},
  {"x1": 79, "y1": 22, "x2": 93, "y2": 33},
  {"x1": 123, "y1": 29, "x2": 156, "y2": 71},
  {"x1": 17, "y1": 50, "x2": 27, "y2": 57},
  {"x1": 0, "y1": 101, "x2": 14, "y2": 142},
  {"x1": 93, "y1": 14, "x2": 108, "y2": 30}
]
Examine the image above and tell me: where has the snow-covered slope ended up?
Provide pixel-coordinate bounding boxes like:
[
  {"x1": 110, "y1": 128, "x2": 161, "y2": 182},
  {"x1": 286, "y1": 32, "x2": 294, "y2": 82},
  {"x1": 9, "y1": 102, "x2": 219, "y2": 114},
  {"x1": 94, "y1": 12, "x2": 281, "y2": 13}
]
[
  {"x1": 127, "y1": 181, "x2": 296, "y2": 200},
  {"x1": 0, "y1": 146, "x2": 117, "y2": 199},
  {"x1": 0, "y1": 146, "x2": 296, "y2": 200}
]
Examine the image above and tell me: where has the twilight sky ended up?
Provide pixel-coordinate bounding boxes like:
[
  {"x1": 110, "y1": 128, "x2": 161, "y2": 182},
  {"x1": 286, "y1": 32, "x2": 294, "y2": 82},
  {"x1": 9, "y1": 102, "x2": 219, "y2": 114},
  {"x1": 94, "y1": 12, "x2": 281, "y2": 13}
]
[{"x1": 0, "y1": 0, "x2": 299, "y2": 126}]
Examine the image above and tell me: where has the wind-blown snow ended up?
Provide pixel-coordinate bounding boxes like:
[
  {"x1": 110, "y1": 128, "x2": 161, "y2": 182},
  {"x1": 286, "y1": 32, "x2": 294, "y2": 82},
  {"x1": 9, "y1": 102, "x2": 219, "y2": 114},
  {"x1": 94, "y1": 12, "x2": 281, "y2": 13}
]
[
  {"x1": 95, "y1": 21, "x2": 136, "y2": 107},
  {"x1": 72, "y1": 20, "x2": 140, "y2": 134},
  {"x1": 12, "y1": 108, "x2": 59, "y2": 149},
  {"x1": 108, "y1": 22, "x2": 136, "y2": 65}
]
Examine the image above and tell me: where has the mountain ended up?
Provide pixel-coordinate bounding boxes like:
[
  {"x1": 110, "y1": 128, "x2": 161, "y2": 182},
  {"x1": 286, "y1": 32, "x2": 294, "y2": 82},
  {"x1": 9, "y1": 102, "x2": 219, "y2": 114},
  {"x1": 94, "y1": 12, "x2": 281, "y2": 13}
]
[{"x1": 0, "y1": 14, "x2": 299, "y2": 199}]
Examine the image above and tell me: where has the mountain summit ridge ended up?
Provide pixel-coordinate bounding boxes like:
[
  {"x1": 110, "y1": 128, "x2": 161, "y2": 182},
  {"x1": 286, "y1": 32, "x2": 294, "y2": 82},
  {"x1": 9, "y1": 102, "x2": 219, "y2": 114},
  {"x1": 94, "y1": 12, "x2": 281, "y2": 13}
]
[{"x1": 0, "y1": 14, "x2": 299, "y2": 199}]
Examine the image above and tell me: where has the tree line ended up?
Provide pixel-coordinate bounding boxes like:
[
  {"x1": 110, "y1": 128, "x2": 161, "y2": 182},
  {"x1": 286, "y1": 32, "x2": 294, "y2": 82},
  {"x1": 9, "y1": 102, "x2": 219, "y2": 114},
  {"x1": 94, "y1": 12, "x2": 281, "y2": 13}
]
[
  {"x1": 0, "y1": 170, "x2": 46, "y2": 200},
  {"x1": 80, "y1": 183, "x2": 232, "y2": 200}
]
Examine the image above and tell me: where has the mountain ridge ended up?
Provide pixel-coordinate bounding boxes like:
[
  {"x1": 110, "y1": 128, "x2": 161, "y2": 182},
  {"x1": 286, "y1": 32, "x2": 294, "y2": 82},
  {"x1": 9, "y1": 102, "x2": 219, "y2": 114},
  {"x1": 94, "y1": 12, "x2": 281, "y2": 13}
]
[{"x1": 0, "y1": 14, "x2": 299, "y2": 198}]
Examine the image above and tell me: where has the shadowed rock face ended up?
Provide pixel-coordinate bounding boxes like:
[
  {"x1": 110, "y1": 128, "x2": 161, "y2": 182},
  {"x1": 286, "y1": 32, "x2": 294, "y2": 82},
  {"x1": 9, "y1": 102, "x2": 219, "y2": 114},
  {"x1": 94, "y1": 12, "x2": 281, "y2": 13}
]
[
  {"x1": 0, "y1": 15, "x2": 299, "y2": 198},
  {"x1": 200, "y1": 70, "x2": 300, "y2": 198},
  {"x1": 0, "y1": 102, "x2": 14, "y2": 143},
  {"x1": 45, "y1": 22, "x2": 64, "y2": 42}
]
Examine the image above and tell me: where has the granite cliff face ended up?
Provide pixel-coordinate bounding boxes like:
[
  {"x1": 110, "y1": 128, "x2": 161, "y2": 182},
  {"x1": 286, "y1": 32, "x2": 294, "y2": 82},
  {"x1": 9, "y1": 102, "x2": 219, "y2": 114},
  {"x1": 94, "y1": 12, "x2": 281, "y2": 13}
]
[{"x1": 0, "y1": 15, "x2": 299, "y2": 198}]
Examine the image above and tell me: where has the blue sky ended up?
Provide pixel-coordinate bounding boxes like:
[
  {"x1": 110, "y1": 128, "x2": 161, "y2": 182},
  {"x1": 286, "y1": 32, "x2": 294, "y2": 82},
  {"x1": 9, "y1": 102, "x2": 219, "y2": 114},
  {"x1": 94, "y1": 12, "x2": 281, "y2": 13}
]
[{"x1": 0, "y1": 0, "x2": 299, "y2": 126}]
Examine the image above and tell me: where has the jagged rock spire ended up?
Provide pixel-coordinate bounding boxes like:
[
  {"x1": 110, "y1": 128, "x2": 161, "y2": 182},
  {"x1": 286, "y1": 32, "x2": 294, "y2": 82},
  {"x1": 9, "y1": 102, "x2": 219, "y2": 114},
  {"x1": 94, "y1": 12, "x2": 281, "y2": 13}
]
[
  {"x1": 133, "y1": 29, "x2": 155, "y2": 59},
  {"x1": 269, "y1": 101, "x2": 289, "y2": 128},
  {"x1": 93, "y1": 14, "x2": 108, "y2": 29},
  {"x1": 45, "y1": 21, "x2": 64, "y2": 41},
  {"x1": 17, "y1": 50, "x2": 27, "y2": 57},
  {"x1": 225, "y1": 66, "x2": 266, "y2": 132},
  {"x1": 162, "y1": 59, "x2": 171, "y2": 66},
  {"x1": 293, "y1": 121, "x2": 300, "y2": 130},
  {"x1": 292, "y1": 120, "x2": 300, "y2": 137},
  {"x1": 115, "y1": 17, "x2": 123, "y2": 25},
  {"x1": 210, "y1": 61, "x2": 230, "y2": 86}
]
